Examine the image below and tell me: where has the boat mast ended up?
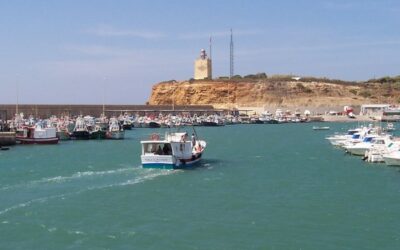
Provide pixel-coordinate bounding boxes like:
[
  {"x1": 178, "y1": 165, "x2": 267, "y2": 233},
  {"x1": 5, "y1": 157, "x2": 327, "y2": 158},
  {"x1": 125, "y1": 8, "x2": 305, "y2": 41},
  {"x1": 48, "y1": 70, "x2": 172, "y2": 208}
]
[
  {"x1": 16, "y1": 80, "x2": 19, "y2": 116},
  {"x1": 102, "y1": 76, "x2": 106, "y2": 116}
]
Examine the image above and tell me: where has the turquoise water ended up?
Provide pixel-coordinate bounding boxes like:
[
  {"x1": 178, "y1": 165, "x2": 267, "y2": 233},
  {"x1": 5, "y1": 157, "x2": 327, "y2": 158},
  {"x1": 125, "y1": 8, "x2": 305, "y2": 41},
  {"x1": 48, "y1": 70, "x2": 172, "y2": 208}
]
[{"x1": 1, "y1": 123, "x2": 400, "y2": 249}]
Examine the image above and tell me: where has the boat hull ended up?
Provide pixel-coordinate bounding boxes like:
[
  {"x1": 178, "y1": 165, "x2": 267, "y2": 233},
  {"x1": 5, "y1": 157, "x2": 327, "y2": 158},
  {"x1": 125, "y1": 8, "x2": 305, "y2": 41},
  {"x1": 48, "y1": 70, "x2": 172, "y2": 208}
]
[
  {"x1": 141, "y1": 153, "x2": 203, "y2": 169},
  {"x1": 106, "y1": 131, "x2": 125, "y2": 139},
  {"x1": 56, "y1": 131, "x2": 70, "y2": 140},
  {"x1": 17, "y1": 137, "x2": 59, "y2": 144},
  {"x1": 383, "y1": 155, "x2": 400, "y2": 166},
  {"x1": 148, "y1": 122, "x2": 161, "y2": 128},
  {"x1": 200, "y1": 121, "x2": 220, "y2": 127},
  {"x1": 346, "y1": 147, "x2": 369, "y2": 156},
  {"x1": 71, "y1": 131, "x2": 90, "y2": 140},
  {"x1": 89, "y1": 130, "x2": 106, "y2": 139}
]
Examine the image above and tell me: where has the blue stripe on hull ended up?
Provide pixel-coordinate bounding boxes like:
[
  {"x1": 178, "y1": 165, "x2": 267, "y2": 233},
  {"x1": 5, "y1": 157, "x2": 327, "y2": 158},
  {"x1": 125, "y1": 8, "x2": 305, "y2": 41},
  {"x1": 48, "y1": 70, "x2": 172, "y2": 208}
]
[
  {"x1": 142, "y1": 157, "x2": 202, "y2": 170},
  {"x1": 142, "y1": 163, "x2": 175, "y2": 170}
]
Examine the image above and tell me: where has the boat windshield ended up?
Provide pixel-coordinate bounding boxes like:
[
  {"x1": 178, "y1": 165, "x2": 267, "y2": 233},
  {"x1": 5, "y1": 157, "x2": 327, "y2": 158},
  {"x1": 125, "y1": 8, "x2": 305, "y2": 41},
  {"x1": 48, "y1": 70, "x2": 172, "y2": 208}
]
[
  {"x1": 143, "y1": 143, "x2": 172, "y2": 155},
  {"x1": 363, "y1": 137, "x2": 373, "y2": 142}
]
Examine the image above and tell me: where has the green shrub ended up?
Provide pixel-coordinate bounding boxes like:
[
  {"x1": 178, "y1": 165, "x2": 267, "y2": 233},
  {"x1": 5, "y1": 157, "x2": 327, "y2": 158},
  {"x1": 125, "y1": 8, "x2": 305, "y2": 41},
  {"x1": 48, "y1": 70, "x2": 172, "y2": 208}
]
[{"x1": 349, "y1": 89, "x2": 357, "y2": 95}]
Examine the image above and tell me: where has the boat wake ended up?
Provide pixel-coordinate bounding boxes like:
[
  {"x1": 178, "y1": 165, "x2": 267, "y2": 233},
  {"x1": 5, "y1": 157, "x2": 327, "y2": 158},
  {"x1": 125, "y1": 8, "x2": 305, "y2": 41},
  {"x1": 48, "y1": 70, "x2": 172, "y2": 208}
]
[
  {"x1": 33, "y1": 167, "x2": 138, "y2": 184},
  {"x1": 0, "y1": 168, "x2": 178, "y2": 216},
  {"x1": 0, "y1": 167, "x2": 139, "y2": 191}
]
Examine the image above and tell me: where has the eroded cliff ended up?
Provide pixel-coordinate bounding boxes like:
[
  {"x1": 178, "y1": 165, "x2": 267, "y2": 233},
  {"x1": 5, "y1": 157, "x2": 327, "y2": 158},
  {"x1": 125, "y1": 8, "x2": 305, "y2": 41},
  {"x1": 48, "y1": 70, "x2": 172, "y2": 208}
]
[{"x1": 148, "y1": 79, "x2": 399, "y2": 109}]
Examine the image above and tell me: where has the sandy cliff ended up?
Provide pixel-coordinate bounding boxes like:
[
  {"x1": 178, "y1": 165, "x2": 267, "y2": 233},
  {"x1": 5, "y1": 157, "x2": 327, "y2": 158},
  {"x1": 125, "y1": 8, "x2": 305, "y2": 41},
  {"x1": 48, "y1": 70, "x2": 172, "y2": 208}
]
[{"x1": 148, "y1": 79, "x2": 400, "y2": 110}]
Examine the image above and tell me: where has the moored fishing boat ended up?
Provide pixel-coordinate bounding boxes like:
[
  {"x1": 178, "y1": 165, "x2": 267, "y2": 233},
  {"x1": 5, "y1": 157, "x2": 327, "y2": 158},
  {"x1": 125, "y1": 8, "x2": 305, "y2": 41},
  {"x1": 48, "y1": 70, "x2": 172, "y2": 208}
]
[
  {"x1": 71, "y1": 116, "x2": 90, "y2": 140},
  {"x1": 16, "y1": 123, "x2": 59, "y2": 144},
  {"x1": 106, "y1": 117, "x2": 124, "y2": 139},
  {"x1": 89, "y1": 125, "x2": 106, "y2": 139},
  {"x1": 140, "y1": 131, "x2": 206, "y2": 169}
]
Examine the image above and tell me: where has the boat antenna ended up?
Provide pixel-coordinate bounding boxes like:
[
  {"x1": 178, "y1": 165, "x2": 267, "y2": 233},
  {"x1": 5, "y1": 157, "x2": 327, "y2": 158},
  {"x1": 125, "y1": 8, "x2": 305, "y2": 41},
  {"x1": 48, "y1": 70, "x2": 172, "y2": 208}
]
[{"x1": 192, "y1": 124, "x2": 199, "y2": 139}]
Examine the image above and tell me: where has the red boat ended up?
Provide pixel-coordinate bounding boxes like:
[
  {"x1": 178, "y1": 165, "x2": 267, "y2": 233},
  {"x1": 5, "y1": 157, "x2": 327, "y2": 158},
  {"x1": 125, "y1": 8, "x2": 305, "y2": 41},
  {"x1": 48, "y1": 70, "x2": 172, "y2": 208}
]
[{"x1": 16, "y1": 124, "x2": 59, "y2": 144}]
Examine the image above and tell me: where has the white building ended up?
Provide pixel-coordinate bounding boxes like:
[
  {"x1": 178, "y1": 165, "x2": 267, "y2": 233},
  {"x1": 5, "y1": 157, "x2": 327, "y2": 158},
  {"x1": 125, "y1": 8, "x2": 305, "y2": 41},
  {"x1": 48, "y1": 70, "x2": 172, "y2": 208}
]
[{"x1": 360, "y1": 104, "x2": 390, "y2": 115}]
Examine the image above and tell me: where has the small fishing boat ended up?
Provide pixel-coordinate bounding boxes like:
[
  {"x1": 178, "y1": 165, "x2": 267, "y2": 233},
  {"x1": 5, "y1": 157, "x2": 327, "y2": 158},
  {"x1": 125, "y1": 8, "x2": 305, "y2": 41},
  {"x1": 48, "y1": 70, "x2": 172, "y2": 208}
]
[
  {"x1": 70, "y1": 116, "x2": 90, "y2": 140},
  {"x1": 313, "y1": 126, "x2": 330, "y2": 130},
  {"x1": 89, "y1": 125, "x2": 106, "y2": 139},
  {"x1": 16, "y1": 123, "x2": 59, "y2": 144},
  {"x1": 106, "y1": 118, "x2": 124, "y2": 139},
  {"x1": 148, "y1": 121, "x2": 161, "y2": 128},
  {"x1": 140, "y1": 131, "x2": 206, "y2": 169}
]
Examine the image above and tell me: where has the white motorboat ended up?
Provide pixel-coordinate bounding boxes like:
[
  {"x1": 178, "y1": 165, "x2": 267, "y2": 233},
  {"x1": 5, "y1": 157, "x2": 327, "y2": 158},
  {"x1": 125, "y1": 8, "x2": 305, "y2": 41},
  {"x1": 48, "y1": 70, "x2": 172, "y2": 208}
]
[
  {"x1": 326, "y1": 128, "x2": 363, "y2": 146},
  {"x1": 344, "y1": 135, "x2": 385, "y2": 156},
  {"x1": 365, "y1": 140, "x2": 399, "y2": 163},
  {"x1": 313, "y1": 126, "x2": 330, "y2": 130},
  {"x1": 383, "y1": 150, "x2": 400, "y2": 166},
  {"x1": 140, "y1": 131, "x2": 206, "y2": 169}
]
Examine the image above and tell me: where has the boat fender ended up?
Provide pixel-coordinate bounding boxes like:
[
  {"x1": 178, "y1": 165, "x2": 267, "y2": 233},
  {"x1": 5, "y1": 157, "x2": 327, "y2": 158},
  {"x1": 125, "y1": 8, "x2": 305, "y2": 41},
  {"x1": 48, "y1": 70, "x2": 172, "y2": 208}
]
[{"x1": 180, "y1": 143, "x2": 184, "y2": 151}]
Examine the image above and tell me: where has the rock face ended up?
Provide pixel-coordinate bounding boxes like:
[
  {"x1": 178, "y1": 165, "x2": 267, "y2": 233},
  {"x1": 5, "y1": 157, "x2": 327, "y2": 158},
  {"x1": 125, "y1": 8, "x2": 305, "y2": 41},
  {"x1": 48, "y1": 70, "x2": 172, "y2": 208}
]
[{"x1": 148, "y1": 79, "x2": 399, "y2": 109}]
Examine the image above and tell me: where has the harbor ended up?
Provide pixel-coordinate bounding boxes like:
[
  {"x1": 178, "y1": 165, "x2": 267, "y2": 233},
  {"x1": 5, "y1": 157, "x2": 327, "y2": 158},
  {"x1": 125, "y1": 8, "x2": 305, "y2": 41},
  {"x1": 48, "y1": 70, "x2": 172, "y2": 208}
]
[
  {"x1": 2, "y1": 0, "x2": 400, "y2": 249},
  {"x1": 1, "y1": 122, "x2": 400, "y2": 249}
]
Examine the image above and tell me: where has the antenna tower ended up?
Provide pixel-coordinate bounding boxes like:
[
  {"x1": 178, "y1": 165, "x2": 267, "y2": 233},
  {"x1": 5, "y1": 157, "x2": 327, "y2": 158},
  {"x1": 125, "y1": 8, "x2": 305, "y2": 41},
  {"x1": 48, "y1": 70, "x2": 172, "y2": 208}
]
[
  {"x1": 209, "y1": 36, "x2": 212, "y2": 60},
  {"x1": 229, "y1": 29, "x2": 234, "y2": 78}
]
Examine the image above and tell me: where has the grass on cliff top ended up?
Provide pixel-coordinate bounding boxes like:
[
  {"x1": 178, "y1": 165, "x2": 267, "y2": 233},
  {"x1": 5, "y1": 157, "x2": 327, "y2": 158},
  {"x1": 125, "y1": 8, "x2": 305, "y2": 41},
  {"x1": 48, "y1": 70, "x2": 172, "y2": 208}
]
[{"x1": 160, "y1": 74, "x2": 400, "y2": 86}]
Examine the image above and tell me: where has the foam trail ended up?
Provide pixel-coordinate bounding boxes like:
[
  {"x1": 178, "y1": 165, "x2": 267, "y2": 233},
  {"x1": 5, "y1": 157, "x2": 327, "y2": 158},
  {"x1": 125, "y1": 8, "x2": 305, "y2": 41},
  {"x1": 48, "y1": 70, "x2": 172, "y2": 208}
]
[
  {"x1": 0, "y1": 169, "x2": 177, "y2": 216},
  {"x1": 34, "y1": 167, "x2": 139, "y2": 184},
  {"x1": 0, "y1": 167, "x2": 139, "y2": 191},
  {"x1": 0, "y1": 193, "x2": 69, "y2": 215}
]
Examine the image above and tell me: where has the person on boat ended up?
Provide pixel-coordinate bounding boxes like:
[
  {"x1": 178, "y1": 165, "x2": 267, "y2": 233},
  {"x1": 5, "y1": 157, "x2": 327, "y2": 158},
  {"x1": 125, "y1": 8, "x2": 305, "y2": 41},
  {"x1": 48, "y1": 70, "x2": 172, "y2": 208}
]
[
  {"x1": 156, "y1": 145, "x2": 163, "y2": 155},
  {"x1": 191, "y1": 133, "x2": 196, "y2": 146},
  {"x1": 163, "y1": 144, "x2": 169, "y2": 155}
]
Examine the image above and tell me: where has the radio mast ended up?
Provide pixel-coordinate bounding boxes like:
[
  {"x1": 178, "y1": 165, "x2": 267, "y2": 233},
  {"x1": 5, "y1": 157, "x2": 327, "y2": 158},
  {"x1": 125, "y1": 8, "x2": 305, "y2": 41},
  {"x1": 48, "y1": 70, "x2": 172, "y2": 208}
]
[{"x1": 229, "y1": 29, "x2": 234, "y2": 78}]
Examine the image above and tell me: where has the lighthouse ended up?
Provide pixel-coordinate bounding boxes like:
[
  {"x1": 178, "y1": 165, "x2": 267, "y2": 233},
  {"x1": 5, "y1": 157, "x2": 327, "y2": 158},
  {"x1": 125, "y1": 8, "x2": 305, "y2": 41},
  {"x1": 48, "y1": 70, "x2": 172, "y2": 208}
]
[{"x1": 194, "y1": 49, "x2": 212, "y2": 80}]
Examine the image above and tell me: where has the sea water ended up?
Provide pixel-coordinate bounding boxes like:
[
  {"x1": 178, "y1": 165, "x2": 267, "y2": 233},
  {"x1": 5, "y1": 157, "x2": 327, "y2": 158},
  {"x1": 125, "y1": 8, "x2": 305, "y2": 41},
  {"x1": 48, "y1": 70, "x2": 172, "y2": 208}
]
[{"x1": 0, "y1": 123, "x2": 400, "y2": 249}]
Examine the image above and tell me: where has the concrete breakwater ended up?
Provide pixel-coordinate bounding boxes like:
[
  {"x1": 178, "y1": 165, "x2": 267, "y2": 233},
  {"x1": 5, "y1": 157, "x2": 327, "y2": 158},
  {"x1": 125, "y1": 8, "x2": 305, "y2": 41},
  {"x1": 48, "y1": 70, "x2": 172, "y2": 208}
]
[
  {"x1": 0, "y1": 132, "x2": 16, "y2": 146},
  {"x1": 0, "y1": 104, "x2": 216, "y2": 120}
]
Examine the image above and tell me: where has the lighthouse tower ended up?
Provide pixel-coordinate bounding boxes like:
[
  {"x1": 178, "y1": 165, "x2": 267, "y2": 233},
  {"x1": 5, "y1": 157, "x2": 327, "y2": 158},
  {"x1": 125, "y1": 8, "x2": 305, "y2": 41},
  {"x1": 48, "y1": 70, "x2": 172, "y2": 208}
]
[{"x1": 194, "y1": 49, "x2": 212, "y2": 80}]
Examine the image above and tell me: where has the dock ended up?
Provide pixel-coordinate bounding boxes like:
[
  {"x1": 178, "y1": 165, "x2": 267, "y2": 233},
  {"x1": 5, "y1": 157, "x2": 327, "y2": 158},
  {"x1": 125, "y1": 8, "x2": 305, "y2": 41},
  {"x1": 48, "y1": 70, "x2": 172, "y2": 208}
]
[{"x1": 0, "y1": 132, "x2": 16, "y2": 146}]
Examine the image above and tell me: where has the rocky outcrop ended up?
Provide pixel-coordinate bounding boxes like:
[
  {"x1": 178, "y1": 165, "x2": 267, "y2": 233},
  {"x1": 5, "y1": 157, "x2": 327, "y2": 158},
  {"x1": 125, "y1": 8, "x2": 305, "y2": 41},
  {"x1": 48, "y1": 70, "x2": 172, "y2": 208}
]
[{"x1": 148, "y1": 79, "x2": 399, "y2": 109}]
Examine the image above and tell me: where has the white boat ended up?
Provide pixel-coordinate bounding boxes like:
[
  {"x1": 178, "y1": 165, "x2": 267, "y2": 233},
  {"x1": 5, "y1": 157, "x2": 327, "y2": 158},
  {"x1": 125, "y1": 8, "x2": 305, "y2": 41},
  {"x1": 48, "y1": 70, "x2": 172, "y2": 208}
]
[
  {"x1": 16, "y1": 123, "x2": 59, "y2": 144},
  {"x1": 326, "y1": 128, "x2": 363, "y2": 146},
  {"x1": 343, "y1": 134, "x2": 381, "y2": 155},
  {"x1": 140, "y1": 131, "x2": 206, "y2": 169},
  {"x1": 365, "y1": 140, "x2": 399, "y2": 163},
  {"x1": 313, "y1": 126, "x2": 330, "y2": 130},
  {"x1": 383, "y1": 150, "x2": 400, "y2": 166},
  {"x1": 106, "y1": 117, "x2": 124, "y2": 139}
]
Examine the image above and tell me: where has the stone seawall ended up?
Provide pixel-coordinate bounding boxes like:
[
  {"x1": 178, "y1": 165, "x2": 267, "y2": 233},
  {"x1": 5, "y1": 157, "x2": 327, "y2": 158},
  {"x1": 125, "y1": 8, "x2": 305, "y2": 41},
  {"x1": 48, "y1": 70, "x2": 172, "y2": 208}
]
[
  {"x1": 0, "y1": 132, "x2": 16, "y2": 146},
  {"x1": 0, "y1": 104, "x2": 216, "y2": 119}
]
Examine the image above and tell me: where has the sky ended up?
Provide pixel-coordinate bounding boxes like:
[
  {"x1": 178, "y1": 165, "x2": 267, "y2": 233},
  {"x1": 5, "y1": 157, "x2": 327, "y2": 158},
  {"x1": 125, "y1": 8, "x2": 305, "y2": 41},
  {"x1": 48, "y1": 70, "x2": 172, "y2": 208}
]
[{"x1": 0, "y1": 0, "x2": 400, "y2": 104}]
